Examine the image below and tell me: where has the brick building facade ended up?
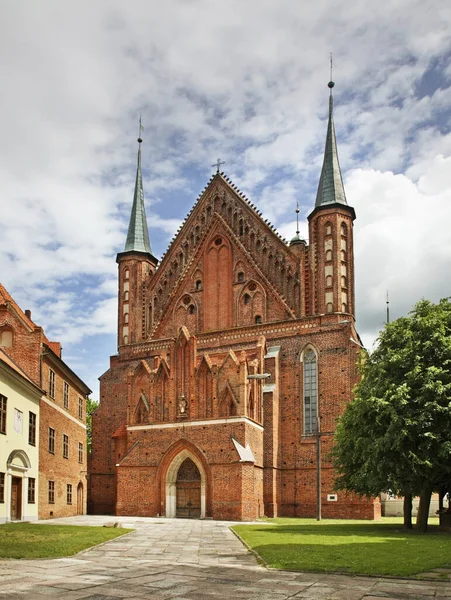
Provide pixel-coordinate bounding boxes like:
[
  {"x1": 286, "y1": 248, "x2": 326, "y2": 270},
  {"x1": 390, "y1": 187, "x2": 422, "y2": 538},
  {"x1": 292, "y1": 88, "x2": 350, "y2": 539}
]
[
  {"x1": 0, "y1": 284, "x2": 91, "y2": 520},
  {"x1": 89, "y1": 83, "x2": 380, "y2": 520}
]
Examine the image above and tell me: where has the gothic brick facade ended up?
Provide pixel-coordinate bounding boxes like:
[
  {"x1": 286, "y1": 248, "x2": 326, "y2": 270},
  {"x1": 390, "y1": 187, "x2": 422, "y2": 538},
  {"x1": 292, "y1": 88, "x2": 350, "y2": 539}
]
[{"x1": 89, "y1": 85, "x2": 380, "y2": 520}]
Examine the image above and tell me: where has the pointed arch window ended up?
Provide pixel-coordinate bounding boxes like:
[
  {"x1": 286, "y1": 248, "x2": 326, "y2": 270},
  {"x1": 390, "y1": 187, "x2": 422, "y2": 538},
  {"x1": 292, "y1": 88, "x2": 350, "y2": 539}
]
[
  {"x1": 244, "y1": 294, "x2": 251, "y2": 305},
  {"x1": 303, "y1": 349, "x2": 318, "y2": 435},
  {"x1": 325, "y1": 222, "x2": 332, "y2": 236},
  {"x1": 341, "y1": 223, "x2": 347, "y2": 237}
]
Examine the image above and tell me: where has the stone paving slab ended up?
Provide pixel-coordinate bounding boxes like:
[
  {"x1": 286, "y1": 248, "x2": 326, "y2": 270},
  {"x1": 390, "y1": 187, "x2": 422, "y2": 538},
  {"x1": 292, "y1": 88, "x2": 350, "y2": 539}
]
[{"x1": 1, "y1": 515, "x2": 451, "y2": 599}]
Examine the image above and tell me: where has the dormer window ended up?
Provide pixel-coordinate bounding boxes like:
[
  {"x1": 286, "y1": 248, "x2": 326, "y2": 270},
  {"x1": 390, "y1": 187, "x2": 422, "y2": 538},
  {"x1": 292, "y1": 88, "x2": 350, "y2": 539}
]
[{"x1": 0, "y1": 326, "x2": 13, "y2": 348}]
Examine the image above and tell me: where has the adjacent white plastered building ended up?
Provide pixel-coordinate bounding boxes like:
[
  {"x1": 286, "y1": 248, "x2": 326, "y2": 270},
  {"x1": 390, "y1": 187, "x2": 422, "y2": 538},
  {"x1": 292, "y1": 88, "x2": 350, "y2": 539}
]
[{"x1": 0, "y1": 349, "x2": 42, "y2": 523}]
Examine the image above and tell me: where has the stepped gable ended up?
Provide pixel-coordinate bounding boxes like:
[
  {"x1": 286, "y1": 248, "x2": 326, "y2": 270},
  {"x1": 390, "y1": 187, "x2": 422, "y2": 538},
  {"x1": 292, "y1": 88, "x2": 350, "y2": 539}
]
[{"x1": 146, "y1": 173, "x2": 301, "y2": 338}]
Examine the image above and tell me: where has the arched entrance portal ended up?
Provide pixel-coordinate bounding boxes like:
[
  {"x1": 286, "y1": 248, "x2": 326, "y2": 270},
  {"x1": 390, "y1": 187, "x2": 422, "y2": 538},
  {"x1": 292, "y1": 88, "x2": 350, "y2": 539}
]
[
  {"x1": 176, "y1": 458, "x2": 201, "y2": 518},
  {"x1": 165, "y1": 450, "x2": 206, "y2": 518}
]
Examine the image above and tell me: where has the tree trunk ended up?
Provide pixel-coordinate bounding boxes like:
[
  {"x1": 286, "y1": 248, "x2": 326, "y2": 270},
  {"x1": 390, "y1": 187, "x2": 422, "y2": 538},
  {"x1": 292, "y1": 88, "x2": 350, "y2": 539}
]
[
  {"x1": 416, "y1": 486, "x2": 432, "y2": 532},
  {"x1": 403, "y1": 493, "x2": 413, "y2": 529}
]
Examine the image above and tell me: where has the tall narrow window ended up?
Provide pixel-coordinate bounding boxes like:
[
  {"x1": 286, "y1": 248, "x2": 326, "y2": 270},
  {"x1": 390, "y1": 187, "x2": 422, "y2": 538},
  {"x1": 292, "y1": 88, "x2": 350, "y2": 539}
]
[
  {"x1": 78, "y1": 442, "x2": 83, "y2": 464},
  {"x1": 48, "y1": 481, "x2": 55, "y2": 504},
  {"x1": 78, "y1": 397, "x2": 83, "y2": 420},
  {"x1": 124, "y1": 268, "x2": 130, "y2": 280},
  {"x1": 28, "y1": 411, "x2": 36, "y2": 446},
  {"x1": 0, "y1": 473, "x2": 5, "y2": 503},
  {"x1": 49, "y1": 369, "x2": 55, "y2": 399},
  {"x1": 67, "y1": 484, "x2": 72, "y2": 505},
  {"x1": 0, "y1": 395, "x2": 6, "y2": 434},
  {"x1": 63, "y1": 381, "x2": 69, "y2": 409},
  {"x1": 303, "y1": 349, "x2": 318, "y2": 435},
  {"x1": 28, "y1": 478, "x2": 36, "y2": 503},
  {"x1": 63, "y1": 434, "x2": 69, "y2": 459},
  {"x1": 48, "y1": 427, "x2": 55, "y2": 453}
]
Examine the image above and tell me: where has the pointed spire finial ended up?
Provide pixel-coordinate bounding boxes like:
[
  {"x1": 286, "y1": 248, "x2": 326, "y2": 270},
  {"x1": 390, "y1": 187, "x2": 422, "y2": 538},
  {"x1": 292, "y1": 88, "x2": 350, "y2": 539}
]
[
  {"x1": 386, "y1": 290, "x2": 390, "y2": 324},
  {"x1": 314, "y1": 61, "x2": 347, "y2": 209},
  {"x1": 122, "y1": 122, "x2": 152, "y2": 255},
  {"x1": 212, "y1": 158, "x2": 226, "y2": 173},
  {"x1": 296, "y1": 201, "x2": 300, "y2": 236},
  {"x1": 138, "y1": 114, "x2": 144, "y2": 144}
]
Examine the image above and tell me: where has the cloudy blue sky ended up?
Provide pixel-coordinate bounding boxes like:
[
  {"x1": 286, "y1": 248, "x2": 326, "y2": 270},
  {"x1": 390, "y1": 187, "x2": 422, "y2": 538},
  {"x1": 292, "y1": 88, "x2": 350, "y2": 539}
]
[{"x1": 1, "y1": 1, "x2": 450, "y2": 395}]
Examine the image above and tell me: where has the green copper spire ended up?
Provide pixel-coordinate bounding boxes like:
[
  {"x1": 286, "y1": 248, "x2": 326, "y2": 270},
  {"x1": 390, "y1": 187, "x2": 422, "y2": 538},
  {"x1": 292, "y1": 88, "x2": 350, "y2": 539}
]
[
  {"x1": 314, "y1": 81, "x2": 348, "y2": 208},
  {"x1": 123, "y1": 130, "x2": 152, "y2": 255}
]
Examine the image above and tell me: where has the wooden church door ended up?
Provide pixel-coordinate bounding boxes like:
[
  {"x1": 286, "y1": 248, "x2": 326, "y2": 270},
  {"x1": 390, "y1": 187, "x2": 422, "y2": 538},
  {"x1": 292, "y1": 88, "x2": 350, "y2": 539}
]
[{"x1": 176, "y1": 458, "x2": 201, "y2": 518}]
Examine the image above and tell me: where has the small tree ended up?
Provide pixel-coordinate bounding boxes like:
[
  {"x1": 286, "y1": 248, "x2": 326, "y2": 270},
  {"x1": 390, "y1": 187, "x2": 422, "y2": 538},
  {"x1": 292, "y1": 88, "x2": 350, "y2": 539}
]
[
  {"x1": 86, "y1": 396, "x2": 99, "y2": 454},
  {"x1": 332, "y1": 298, "x2": 451, "y2": 532}
]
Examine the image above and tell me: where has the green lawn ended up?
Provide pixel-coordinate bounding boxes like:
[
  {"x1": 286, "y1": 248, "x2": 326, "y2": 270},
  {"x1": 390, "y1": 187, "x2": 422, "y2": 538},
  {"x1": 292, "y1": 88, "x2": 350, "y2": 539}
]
[
  {"x1": 233, "y1": 517, "x2": 451, "y2": 577},
  {"x1": 0, "y1": 523, "x2": 131, "y2": 559}
]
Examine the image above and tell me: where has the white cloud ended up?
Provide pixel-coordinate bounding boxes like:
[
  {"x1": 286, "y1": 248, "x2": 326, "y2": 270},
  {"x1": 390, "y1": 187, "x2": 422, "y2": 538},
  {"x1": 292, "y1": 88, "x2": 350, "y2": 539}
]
[{"x1": 0, "y1": 0, "x2": 450, "y2": 389}]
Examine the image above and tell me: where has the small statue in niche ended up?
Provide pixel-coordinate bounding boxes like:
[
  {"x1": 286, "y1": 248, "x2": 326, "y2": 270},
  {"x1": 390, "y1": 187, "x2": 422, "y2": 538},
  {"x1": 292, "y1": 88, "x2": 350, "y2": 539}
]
[{"x1": 179, "y1": 394, "x2": 188, "y2": 415}]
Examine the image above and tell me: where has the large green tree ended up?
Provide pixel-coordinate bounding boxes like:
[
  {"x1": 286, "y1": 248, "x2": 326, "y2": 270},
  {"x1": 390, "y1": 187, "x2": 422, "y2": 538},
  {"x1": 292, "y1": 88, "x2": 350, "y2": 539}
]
[
  {"x1": 86, "y1": 396, "x2": 99, "y2": 454},
  {"x1": 332, "y1": 298, "x2": 451, "y2": 532}
]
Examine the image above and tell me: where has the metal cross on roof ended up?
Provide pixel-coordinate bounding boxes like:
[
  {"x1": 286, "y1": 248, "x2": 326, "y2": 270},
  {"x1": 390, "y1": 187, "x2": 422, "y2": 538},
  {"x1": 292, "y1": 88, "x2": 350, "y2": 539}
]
[{"x1": 212, "y1": 158, "x2": 226, "y2": 173}]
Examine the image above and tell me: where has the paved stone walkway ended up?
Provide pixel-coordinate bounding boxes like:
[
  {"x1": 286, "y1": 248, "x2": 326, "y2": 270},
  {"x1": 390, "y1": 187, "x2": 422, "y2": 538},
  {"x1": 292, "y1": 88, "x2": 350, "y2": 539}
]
[{"x1": 1, "y1": 515, "x2": 451, "y2": 599}]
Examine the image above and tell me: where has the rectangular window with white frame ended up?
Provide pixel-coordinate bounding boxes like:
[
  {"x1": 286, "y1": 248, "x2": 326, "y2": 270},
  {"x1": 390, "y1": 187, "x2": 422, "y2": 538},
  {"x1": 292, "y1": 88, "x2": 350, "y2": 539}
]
[
  {"x1": 63, "y1": 434, "x2": 69, "y2": 459},
  {"x1": 63, "y1": 381, "x2": 69, "y2": 409},
  {"x1": 48, "y1": 427, "x2": 55, "y2": 453},
  {"x1": 29, "y1": 411, "x2": 36, "y2": 446},
  {"x1": 28, "y1": 478, "x2": 36, "y2": 503},
  {"x1": 49, "y1": 369, "x2": 55, "y2": 398},
  {"x1": 0, "y1": 395, "x2": 7, "y2": 434},
  {"x1": 48, "y1": 480, "x2": 55, "y2": 504}
]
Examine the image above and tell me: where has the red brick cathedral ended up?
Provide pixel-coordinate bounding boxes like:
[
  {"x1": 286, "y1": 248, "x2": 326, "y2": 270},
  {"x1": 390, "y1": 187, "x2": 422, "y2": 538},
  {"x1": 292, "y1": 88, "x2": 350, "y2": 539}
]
[{"x1": 89, "y1": 83, "x2": 380, "y2": 520}]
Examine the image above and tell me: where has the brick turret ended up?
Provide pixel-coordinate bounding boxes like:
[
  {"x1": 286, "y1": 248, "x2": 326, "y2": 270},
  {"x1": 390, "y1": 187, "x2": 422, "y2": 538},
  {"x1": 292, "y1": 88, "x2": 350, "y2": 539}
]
[
  {"x1": 308, "y1": 81, "x2": 356, "y2": 318},
  {"x1": 116, "y1": 135, "x2": 158, "y2": 346}
]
